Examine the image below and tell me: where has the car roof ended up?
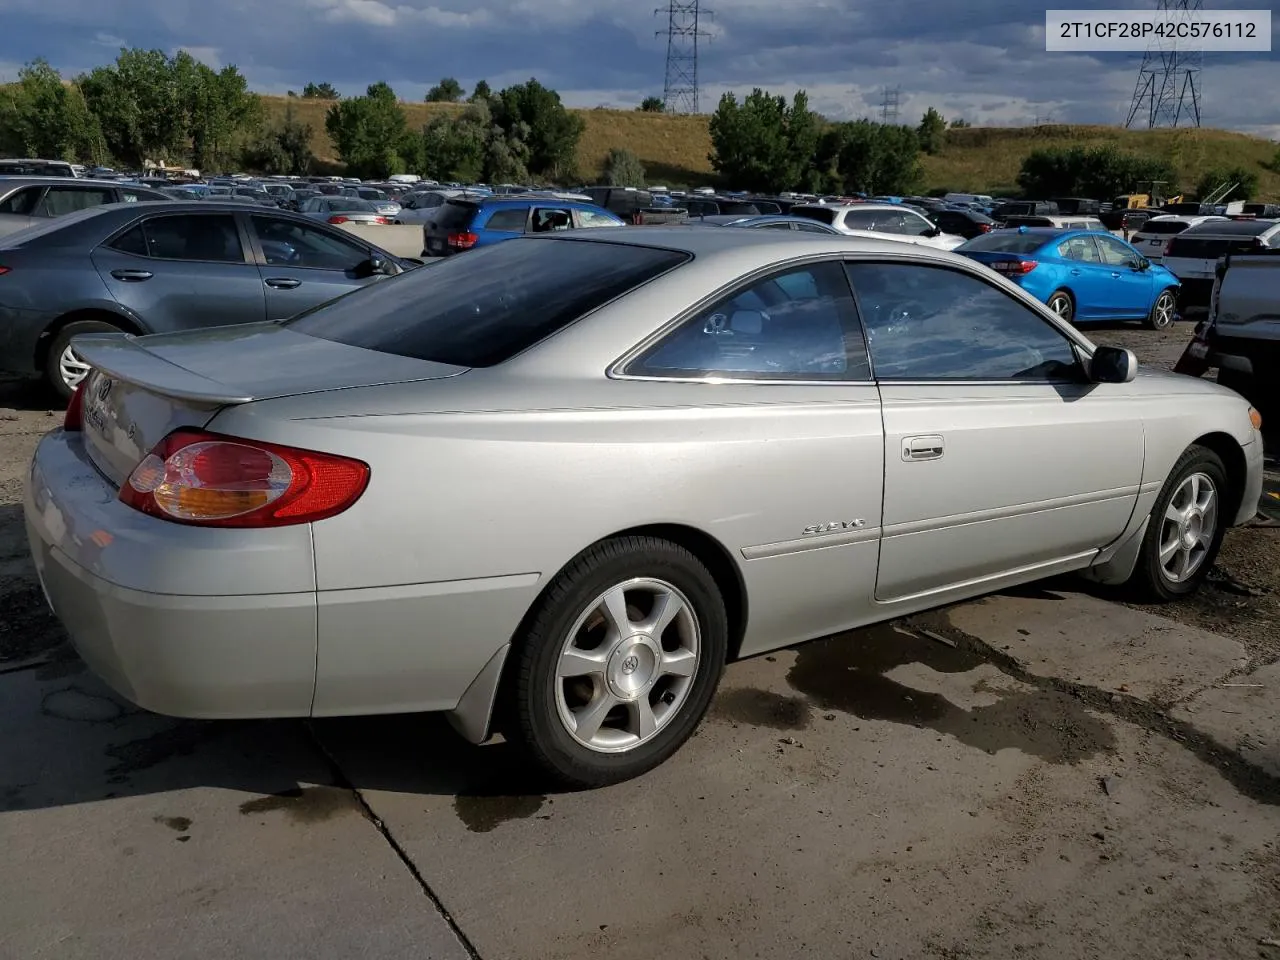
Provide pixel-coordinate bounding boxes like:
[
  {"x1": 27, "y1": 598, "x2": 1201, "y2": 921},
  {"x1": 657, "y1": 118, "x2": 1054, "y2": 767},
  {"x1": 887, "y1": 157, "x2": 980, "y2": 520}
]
[
  {"x1": 534, "y1": 225, "x2": 962, "y2": 263},
  {"x1": 0, "y1": 176, "x2": 138, "y2": 189},
  {"x1": 1181, "y1": 219, "x2": 1278, "y2": 236},
  {"x1": 792, "y1": 202, "x2": 917, "y2": 213}
]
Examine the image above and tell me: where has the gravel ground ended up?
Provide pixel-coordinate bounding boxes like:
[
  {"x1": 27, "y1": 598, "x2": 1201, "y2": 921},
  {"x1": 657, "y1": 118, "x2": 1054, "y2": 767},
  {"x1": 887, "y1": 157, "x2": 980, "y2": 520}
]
[{"x1": 0, "y1": 321, "x2": 1276, "y2": 669}]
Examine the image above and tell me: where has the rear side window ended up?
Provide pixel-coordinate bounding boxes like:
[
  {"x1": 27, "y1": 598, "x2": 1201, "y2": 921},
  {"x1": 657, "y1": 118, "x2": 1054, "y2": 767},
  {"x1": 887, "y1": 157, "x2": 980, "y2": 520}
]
[
  {"x1": 285, "y1": 238, "x2": 689, "y2": 367},
  {"x1": 1166, "y1": 236, "x2": 1261, "y2": 258},
  {"x1": 436, "y1": 200, "x2": 478, "y2": 229},
  {"x1": 483, "y1": 208, "x2": 528, "y2": 231},
  {"x1": 37, "y1": 187, "x2": 114, "y2": 217},
  {"x1": 0, "y1": 187, "x2": 42, "y2": 216},
  {"x1": 108, "y1": 214, "x2": 244, "y2": 262},
  {"x1": 792, "y1": 207, "x2": 837, "y2": 226},
  {"x1": 1136, "y1": 220, "x2": 1188, "y2": 235}
]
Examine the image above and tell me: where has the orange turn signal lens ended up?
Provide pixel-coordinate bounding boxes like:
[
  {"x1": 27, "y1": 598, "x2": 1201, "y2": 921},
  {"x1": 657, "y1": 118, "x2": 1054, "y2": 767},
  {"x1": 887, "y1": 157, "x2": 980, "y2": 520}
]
[{"x1": 1249, "y1": 407, "x2": 1263, "y2": 431}]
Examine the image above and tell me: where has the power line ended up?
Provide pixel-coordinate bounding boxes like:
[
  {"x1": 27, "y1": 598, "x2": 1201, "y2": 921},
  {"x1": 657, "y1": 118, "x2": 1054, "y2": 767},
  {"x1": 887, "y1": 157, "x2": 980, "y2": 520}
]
[
  {"x1": 656, "y1": 2, "x2": 712, "y2": 114},
  {"x1": 1125, "y1": 0, "x2": 1203, "y2": 128}
]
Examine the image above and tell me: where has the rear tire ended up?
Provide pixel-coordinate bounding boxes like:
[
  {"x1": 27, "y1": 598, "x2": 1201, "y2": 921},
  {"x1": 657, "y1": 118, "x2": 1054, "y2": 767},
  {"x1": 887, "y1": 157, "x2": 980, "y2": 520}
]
[
  {"x1": 1047, "y1": 290, "x2": 1074, "y2": 324},
  {"x1": 1128, "y1": 445, "x2": 1229, "y2": 602},
  {"x1": 1145, "y1": 288, "x2": 1177, "y2": 330},
  {"x1": 507, "y1": 536, "x2": 728, "y2": 789},
  {"x1": 45, "y1": 319, "x2": 122, "y2": 401}
]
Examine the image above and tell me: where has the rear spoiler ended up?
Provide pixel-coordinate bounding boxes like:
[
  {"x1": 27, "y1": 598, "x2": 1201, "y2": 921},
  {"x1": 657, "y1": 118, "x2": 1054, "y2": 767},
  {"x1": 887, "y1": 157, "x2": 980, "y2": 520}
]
[{"x1": 69, "y1": 333, "x2": 256, "y2": 405}]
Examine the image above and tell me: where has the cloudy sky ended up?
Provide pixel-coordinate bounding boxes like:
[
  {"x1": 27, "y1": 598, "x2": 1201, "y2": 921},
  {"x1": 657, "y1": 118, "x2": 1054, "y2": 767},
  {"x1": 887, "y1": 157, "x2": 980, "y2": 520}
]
[{"x1": 1, "y1": 0, "x2": 1276, "y2": 137}]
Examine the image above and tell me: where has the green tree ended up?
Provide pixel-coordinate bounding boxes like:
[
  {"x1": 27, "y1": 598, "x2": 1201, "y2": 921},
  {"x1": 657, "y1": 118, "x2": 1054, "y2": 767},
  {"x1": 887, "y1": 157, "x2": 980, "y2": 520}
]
[
  {"x1": 325, "y1": 81, "x2": 417, "y2": 179},
  {"x1": 708, "y1": 88, "x2": 820, "y2": 193},
  {"x1": 917, "y1": 107, "x2": 946, "y2": 155},
  {"x1": 174, "y1": 52, "x2": 260, "y2": 172},
  {"x1": 638, "y1": 96, "x2": 664, "y2": 112},
  {"x1": 425, "y1": 77, "x2": 464, "y2": 103},
  {"x1": 492, "y1": 78, "x2": 584, "y2": 180},
  {"x1": 603, "y1": 147, "x2": 645, "y2": 186},
  {"x1": 949, "y1": 117, "x2": 971, "y2": 129},
  {"x1": 242, "y1": 104, "x2": 313, "y2": 175},
  {"x1": 1195, "y1": 166, "x2": 1258, "y2": 202},
  {"x1": 0, "y1": 59, "x2": 107, "y2": 163},
  {"x1": 302, "y1": 82, "x2": 339, "y2": 99},
  {"x1": 1017, "y1": 145, "x2": 1176, "y2": 199},
  {"x1": 422, "y1": 100, "x2": 491, "y2": 182},
  {"x1": 814, "y1": 121, "x2": 922, "y2": 195},
  {"x1": 469, "y1": 80, "x2": 492, "y2": 103}
]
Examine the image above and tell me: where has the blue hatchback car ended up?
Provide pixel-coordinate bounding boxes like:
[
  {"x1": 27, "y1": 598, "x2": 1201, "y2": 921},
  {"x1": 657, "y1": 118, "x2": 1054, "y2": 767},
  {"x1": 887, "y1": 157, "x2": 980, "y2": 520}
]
[
  {"x1": 421, "y1": 196, "x2": 625, "y2": 256},
  {"x1": 956, "y1": 227, "x2": 1181, "y2": 329}
]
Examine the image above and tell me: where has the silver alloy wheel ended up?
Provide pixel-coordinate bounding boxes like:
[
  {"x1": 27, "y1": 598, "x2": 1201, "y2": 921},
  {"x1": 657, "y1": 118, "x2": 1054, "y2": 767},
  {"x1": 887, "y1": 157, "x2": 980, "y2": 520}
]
[
  {"x1": 1152, "y1": 292, "x2": 1175, "y2": 328},
  {"x1": 554, "y1": 577, "x2": 700, "y2": 753},
  {"x1": 1158, "y1": 471, "x2": 1218, "y2": 583},
  {"x1": 58, "y1": 345, "x2": 92, "y2": 391},
  {"x1": 1049, "y1": 294, "x2": 1072, "y2": 319}
]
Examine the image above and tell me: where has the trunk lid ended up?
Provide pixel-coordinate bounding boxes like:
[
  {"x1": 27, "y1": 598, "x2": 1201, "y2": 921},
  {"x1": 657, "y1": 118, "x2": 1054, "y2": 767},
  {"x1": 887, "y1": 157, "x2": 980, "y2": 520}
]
[{"x1": 72, "y1": 322, "x2": 468, "y2": 485}]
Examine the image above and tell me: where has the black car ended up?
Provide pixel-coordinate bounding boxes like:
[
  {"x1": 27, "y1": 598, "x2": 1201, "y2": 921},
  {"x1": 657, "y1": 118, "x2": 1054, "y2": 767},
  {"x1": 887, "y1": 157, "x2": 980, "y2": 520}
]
[
  {"x1": 929, "y1": 208, "x2": 996, "y2": 239},
  {"x1": 992, "y1": 200, "x2": 1060, "y2": 221}
]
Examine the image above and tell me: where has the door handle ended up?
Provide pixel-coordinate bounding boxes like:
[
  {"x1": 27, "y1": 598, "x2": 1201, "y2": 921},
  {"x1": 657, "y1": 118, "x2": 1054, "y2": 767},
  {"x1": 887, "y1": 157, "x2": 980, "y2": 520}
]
[
  {"x1": 1069, "y1": 268, "x2": 1081, "y2": 276},
  {"x1": 110, "y1": 269, "x2": 152, "y2": 281},
  {"x1": 1110, "y1": 272, "x2": 1122, "y2": 278},
  {"x1": 264, "y1": 277, "x2": 302, "y2": 289},
  {"x1": 902, "y1": 435, "x2": 944, "y2": 461}
]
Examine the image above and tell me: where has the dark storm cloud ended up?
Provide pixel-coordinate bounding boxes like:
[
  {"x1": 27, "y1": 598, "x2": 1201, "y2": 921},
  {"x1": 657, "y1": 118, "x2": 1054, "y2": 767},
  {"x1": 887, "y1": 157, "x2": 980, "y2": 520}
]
[{"x1": 0, "y1": 0, "x2": 1275, "y2": 136}]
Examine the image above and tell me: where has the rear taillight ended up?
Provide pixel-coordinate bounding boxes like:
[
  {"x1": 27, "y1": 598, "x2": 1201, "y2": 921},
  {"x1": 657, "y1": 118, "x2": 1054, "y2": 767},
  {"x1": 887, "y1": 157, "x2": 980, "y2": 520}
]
[
  {"x1": 0, "y1": 265, "x2": 10, "y2": 276},
  {"x1": 979, "y1": 223, "x2": 992, "y2": 233},
  {"x1": 1163, "y1": 240, "x2": 1173, "y2": 258},
  {"x1": 992, "y1": 259, "x2": 1038, "y2": 275},
  {"x1": 373, "y1": 216, "x2": 388, "y2": 224},
  {"x1": 64, "y1": 382, "x2": 86, "y2": 431},
  {"x1": 119, "y1": 429, "x2": 369, "y2": 528},
  {"x1": 328, "y1": 215, "x2": 350, "y2": 224},
  {"x1": 447, "y1": 231, "x2": 478, "y2": 249}
]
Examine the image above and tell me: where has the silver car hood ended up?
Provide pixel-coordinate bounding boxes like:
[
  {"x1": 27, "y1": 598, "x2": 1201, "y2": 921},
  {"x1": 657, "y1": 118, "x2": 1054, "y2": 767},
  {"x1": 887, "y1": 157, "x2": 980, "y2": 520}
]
[{"x1": 72, "y1": 321, "x2": 468, "y2": 405}]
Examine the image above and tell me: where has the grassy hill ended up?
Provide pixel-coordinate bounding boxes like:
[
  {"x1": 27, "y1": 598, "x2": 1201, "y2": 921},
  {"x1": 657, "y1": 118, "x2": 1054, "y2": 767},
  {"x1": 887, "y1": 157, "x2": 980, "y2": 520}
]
[{"x1": 264, "y1": 95, "x2": 1278, "y2": 198}]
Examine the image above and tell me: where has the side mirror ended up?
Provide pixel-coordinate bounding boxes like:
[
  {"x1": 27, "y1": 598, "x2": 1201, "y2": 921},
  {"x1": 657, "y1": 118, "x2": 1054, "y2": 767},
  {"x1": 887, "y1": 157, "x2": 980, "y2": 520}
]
[
  {"x1": 927, "y1": 226, "x2": 942, "y2": 237},
  {"x1": 729, "y1": 309, "x2": 765, "y2": 334},
  {"x1": 1090, "y1": 345, "x2": 1138, "y2": 383}
]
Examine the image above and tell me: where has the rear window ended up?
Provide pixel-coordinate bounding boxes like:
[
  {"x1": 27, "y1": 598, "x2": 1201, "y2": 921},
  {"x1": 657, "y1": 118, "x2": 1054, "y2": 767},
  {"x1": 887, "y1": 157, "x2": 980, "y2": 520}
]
[
  {"x1": 1137, "y1": 220, "x2": 1189, "y2": 235},
  {"x1": 958, "y1": 232, "x2": 1048, "y2": 254},
  {"x1": 1166, "y1": 236, "x2": 1264, "y2": 259},
  {"x1": 717, "y1": 201, "x2": 761, "y2": 215},
  {"x1": 436, "y1": 200, "x2": 478, "y2": 230},
  {"x1": 285, "y1": 237, "x2": 689, "y2": 367},
  {"x1": 1003, "y1": 216, "x2": 1053, "y2": 227},
  {"x1": 326, "y1": 199, "x2": 377, "y2": 212},
  {"x1": 792, "y1": 206, "x2": 838, "y2": 226}
]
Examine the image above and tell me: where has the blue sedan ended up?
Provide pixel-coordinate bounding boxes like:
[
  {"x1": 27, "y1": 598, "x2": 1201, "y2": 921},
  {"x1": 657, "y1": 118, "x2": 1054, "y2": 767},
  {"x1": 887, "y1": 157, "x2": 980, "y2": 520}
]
[{"x1": 956, "y1": 227, "x2": 1181, "y2": 329}]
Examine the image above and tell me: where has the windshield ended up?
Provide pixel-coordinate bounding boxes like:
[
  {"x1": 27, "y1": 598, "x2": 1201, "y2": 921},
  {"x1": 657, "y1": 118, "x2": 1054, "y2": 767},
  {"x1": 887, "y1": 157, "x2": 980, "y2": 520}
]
[
  {"x1": 286, "y1": 237, "x2": 689, "y2": 367},
  {"x1": 958, "y1": 232, "x2": 1049, "y2": 253},
  {"x1": 792, "y1": 206, "x2": 838, "y2": 226}
]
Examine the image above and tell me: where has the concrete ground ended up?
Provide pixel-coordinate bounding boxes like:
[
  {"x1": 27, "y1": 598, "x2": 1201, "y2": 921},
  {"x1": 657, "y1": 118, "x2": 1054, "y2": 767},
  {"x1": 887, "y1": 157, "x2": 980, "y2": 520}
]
[{"x1": 3, "y1": 321, "x2": 1279, "y2": 959}]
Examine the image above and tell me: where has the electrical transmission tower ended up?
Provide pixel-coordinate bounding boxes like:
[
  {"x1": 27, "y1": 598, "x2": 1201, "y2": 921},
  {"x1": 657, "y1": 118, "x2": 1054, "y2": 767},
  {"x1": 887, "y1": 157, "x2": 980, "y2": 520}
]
[
  {"x1": 1125, "y1": 0, "x2": 1203, "y2": 128},
  {"x1": 878, "y1": 86, "x2": 901, "y2": 124},
  {"x1": 656, "y1": 2, "x2": 712, "y2": 114}
]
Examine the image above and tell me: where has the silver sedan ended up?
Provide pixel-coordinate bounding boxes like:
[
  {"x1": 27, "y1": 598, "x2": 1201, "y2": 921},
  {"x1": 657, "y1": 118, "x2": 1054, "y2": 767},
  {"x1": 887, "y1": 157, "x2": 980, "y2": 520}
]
[{"x1": 25, "y1": 229, "x2": 1266, "y2": 788}]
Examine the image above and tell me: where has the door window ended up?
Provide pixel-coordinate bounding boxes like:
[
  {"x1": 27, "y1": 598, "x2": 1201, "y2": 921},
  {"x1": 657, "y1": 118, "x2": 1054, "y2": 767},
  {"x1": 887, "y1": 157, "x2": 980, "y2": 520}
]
[
  {"x1": 845, "y1": 262, "x2": 1081, "y2": 381},
  {"x1": 36, "y1": 186, "x2": 115, "y2": 217},
  {"x1": 0, "y1": 187, "x2": 43, "y2": 215},
  {"x1": 899, "y1": 211, "x2": 937, "y2": 236},
  {"x1": 1058, "y1": 236, "x2": 1102, "y2": 263},
  {"x1": 578, "y1": 209, "x2": 623, "y2": 228},
  {"x1": 1094, "y1": 235, "x2": 1140, "y2": 267},
  {"x1": 108, "y1": 214, "x2": 245, "y2": 262},
  {"x1": 483, "y1": 208, "x2": 528, "y2": 231},
  {"x1": 250, "y1": 215, "x2": 369, "y2": 270},
  {"x1": 627, "y1": 261, "x2": 869, "y2": 381},
  {"x1": 530, "y1": 207, "x2": 573, "y2": 232}
]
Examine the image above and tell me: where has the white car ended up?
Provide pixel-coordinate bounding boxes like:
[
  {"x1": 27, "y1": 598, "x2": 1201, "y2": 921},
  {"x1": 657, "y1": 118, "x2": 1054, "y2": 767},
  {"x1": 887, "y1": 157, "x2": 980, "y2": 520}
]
[
  {"x1": 1163, "y1": 218, "x2": 1280, "y2": 315},
  {"x1": 791, "y1": 203, "x2": 966, "y2": 251},
  {"x1": 1130, "y1": 214, "x2": 1228, "y2": 264}
]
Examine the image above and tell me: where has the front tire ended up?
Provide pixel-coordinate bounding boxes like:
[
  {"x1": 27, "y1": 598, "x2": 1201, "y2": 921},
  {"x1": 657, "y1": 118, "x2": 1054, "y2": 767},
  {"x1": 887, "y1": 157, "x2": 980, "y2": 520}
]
[
  {"x1": 508, "y1": 536, "x2": 728, "y2": 789},
  {"x1": 1129, "y1": 446, "x2": 1229, "y2": 601},
  {"x1": 1145, "y1": 288, "x2": 1177, "y2": 330},
  {"x1": 45, "y1": 319, "x2": 122, "y2": 401},
  {"x1": 1047, "y1": 290, "x2": 1074, "y2": 324}
]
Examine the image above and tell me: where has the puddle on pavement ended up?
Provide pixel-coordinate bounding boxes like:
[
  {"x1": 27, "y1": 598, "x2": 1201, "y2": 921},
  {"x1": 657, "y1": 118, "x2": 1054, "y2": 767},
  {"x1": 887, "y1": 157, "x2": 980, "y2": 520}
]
[
  {"x1": 41, "y1": 686, "x2": 123, "y2": 722},
  {"x1": 104, "y1": 722, "x2": 223, "y2": 779},
  {"x1": 453, "y1": 791, "x2": 546, "y2": 833},
  {"x1": 713, "y1": 687, "x2": 812, "y2": 730},
  {"x1": 786, "y1": 623, "x2": 1116, "y2": 764},
  {"x1": 155, "y1": 815, "x2": 192, "y2": 832},
  {"x1": 239, "y1": 786, "x2": 365, "y2": 824}
]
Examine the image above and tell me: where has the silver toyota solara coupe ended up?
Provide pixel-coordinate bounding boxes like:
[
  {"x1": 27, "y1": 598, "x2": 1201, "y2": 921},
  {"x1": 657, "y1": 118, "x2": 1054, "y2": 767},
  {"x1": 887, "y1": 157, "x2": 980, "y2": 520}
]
[{"x1": 25, "y1": 228, "x2": 1265, "y2": 787}]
